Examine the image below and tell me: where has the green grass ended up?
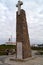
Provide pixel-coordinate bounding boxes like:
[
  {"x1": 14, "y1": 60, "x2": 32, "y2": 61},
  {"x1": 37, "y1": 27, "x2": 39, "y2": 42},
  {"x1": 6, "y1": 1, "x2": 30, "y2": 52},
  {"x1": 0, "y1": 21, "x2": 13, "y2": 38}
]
[
  {"x1": 0, "y1": 45, "x2": 16, "y2": 55},
  {"x1": 31, "y1": 46, "x2": 43, "y2": 55},
  {"x1": 0, "y1": 51, "x2": 7, "y2": 55},
  {"x1": 31, "y1": 47, "x2": 43, "y2": 50},
  {"x1": 0, "y1": 45, "x2": 16, "y2": 51},
  {"x1": 39, "y1": 51, "x2": 43, "y2": 55}
]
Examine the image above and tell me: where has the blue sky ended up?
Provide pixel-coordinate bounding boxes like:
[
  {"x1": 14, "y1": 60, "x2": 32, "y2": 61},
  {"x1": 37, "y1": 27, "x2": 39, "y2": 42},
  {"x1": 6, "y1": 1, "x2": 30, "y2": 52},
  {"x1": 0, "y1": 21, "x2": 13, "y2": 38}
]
[{"x1": 0, "y1": 0, "x2": 43, "y2": 44}]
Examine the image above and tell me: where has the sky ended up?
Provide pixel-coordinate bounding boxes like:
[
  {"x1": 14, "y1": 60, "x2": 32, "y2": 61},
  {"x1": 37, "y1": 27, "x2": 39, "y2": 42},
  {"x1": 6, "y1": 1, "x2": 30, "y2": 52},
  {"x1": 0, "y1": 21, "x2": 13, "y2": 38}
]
[{"x1": 0, "y1": 0, "x2": 43, "y2": 44}]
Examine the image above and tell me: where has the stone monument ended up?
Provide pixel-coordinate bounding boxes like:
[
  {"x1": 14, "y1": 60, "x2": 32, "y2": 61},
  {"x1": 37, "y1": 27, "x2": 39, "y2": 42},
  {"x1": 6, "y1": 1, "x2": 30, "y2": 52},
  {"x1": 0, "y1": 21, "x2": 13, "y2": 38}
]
[{"x1": 16, "y1": 0, "x2": 32, "y2": 59}]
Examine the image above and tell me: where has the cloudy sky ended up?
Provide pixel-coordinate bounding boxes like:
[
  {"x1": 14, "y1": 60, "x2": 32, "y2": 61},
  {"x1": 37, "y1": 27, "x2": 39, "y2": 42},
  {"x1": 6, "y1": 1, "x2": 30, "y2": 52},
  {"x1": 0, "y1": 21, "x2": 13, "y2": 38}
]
[{"x1": 0, "y1": 0, "x2": 43, "y2": 44}]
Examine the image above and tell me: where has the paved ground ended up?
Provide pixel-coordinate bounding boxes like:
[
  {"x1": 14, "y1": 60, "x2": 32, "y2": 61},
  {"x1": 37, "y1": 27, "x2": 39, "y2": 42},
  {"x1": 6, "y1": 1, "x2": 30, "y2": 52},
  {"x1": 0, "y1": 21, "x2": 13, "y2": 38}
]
[
  {"x1": 5, "y1": 55, "x2": 43, "y2": 65},
  {"x1": 0, "y1": 64, "x2": 11, "y2": 65},
  {"x1": 0, "y1": 55, "x2": 11, "y2": 65},
  {"x1": 0, "y1": 51, "x2": 43, "y2": 65}
]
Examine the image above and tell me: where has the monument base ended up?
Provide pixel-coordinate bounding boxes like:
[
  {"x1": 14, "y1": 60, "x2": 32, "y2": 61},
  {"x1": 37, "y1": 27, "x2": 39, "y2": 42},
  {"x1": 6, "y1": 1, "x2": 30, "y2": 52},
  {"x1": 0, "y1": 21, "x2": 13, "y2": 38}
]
[{"x1": 10, "y1": 56, "x2": 36, "y2": 62}]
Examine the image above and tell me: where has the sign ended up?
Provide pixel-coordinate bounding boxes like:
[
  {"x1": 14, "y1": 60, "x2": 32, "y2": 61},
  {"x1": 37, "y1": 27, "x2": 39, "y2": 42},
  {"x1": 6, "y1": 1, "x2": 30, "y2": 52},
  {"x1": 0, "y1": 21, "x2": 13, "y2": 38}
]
[{"x1": 17, "y1": 42, "x2": 22, "y2": 59}]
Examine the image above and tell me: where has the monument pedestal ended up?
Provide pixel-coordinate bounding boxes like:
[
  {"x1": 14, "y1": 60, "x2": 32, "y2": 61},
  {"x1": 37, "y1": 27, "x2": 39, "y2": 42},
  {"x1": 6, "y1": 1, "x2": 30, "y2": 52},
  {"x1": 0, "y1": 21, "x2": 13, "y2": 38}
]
[{"x1": 16, "y1": 9, "x2": 32, "y2": 59}]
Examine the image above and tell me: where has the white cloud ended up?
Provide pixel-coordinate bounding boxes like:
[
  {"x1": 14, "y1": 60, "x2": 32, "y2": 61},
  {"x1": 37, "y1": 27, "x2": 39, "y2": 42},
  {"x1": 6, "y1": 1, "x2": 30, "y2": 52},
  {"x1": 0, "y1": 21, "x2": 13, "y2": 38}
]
[
  {"x1": 0, "y1": 2, "x2": 16, "y2": 42},
  {"x1": 22, "y1": 0, "x2": 43, "y2": 44},
  {"x1": 0, "y1": 0, "x2": 43, "y2": 44}
]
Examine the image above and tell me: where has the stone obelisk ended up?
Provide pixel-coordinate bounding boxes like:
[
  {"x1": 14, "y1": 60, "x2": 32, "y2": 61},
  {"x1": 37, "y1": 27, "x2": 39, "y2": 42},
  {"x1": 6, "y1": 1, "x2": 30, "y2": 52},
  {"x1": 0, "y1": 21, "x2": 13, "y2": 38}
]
[{"x1": 16, "y1": 0, "x2": 32, "y2": 59}]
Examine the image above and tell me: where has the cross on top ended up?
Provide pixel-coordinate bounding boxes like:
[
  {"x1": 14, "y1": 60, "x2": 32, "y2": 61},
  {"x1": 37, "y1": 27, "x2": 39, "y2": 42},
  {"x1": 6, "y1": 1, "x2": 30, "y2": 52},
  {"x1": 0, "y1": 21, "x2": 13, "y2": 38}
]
[{"x1": 16, "y1": 0, "x2": 23, "y2": 15}]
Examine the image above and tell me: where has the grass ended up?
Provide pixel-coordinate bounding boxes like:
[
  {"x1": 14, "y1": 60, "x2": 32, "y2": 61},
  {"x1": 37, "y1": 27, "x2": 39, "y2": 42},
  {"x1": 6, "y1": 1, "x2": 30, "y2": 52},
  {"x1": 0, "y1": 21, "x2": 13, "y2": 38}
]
[
  {"x1": 0, "y1": 45, "x2": 16, "y2": 55},
  {"x1": 0, "y1": 45, "x2": 43, "y2": 55},
  {"x1": 31, "y1": 47, "x2": 43, "y2": 51},
  {"x1": 0, "y1": 45, "x2": 16, "y2": 50},
  {"x1": 31, "y1": 46, "x2": 43, "y2": 55}
]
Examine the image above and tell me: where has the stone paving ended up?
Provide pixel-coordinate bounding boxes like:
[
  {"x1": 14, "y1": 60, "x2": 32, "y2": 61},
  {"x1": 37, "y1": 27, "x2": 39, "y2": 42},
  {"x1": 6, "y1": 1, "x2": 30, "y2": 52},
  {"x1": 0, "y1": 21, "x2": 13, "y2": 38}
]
[
  {"x1": 4, "y1": 55, "x2": 43, "y2": 65},
  {"x1": 0, "y1": 51, "x2": 43, "y2": 65},
  {"x1": 0, "y1": 61, "x2": 10, "y2": 65}
]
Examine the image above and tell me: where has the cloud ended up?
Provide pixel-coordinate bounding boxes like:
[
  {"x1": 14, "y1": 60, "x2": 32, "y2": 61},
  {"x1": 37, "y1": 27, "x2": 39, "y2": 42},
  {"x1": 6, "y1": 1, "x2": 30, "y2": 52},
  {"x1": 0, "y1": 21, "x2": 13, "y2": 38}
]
[
  {"x1": 0, "y1": 2, "x2": 16, "y2": 41},
  {"x1": 0, "y1": 0, "x2": 17, "y2": 11},
  {"x1": 0, "y1": 0, "x2": 43, "y2": 44},
  {"x1": 22, "y1": 0, "x2": 43, "y2": 43}
]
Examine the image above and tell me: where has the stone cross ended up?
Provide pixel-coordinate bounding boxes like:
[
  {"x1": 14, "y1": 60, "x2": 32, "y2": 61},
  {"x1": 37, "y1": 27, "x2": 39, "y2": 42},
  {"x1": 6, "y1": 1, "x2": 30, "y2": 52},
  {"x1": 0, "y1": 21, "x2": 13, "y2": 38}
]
[{"x1": 16, "y1": 0, "x2": 23, "y2": 15}]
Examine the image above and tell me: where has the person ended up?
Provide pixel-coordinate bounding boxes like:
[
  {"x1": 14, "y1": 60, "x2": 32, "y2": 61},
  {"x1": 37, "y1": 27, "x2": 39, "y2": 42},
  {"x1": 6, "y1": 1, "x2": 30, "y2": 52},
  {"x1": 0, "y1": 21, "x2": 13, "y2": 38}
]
[{"x1": 6, "y1": 49, "x2": 9, "y2": 55}]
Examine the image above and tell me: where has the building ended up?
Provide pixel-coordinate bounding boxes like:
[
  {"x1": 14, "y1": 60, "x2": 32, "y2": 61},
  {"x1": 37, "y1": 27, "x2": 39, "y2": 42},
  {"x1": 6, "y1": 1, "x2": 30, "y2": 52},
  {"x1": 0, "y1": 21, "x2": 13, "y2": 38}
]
[
  {"x1": 5, "y1": 36, "x2": 16, "y2": 45},
  {"x1": 6, "y1": 42, "x2": 16, "y2": 45}
]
